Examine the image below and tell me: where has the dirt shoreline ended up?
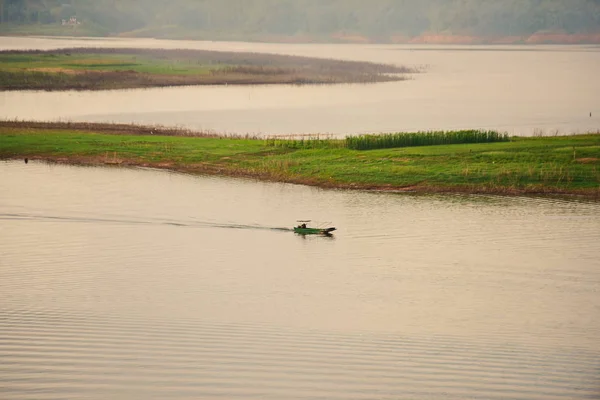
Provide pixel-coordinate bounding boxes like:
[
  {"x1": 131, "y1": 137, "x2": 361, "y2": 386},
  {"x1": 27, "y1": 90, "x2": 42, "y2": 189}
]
[{"x1": 12, "y1": 154, "x2": 599, "y2": 200}]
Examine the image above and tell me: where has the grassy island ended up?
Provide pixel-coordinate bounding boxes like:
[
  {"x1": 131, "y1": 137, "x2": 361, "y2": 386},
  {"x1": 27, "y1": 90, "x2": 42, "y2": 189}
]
[
  {"x1": 1, "y1": 121, "x2": 599, "y2": 198},
  {"x1": 0, "y1": 48, "x2": 414, "y2": 91}
]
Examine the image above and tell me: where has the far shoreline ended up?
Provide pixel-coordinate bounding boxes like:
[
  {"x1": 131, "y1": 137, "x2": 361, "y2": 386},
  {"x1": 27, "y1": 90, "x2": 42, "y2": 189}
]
[
  {"x1": 2, "y1": 27, "x2": 600, "y2": 45},
  {"x1": 0, "y1": 47, "x2": 414, "y2": 91}
]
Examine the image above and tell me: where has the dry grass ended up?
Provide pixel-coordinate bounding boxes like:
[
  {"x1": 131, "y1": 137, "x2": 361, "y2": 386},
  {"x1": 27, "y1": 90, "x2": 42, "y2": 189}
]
[{"x1": 0, "y1": 120, "x2": 256, "y2": 139}]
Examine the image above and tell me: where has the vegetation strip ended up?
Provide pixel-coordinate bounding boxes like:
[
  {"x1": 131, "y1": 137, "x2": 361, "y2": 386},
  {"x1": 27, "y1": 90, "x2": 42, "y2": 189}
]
[
  {"x1": 0, "y1": 48, "x2": 415, "y2": 91},
  {"x1": 1, "y1": 122, "x2": 599, "y2": 198},
  {"x1": 267, "y1": 130, "x2": 511, "y2": 150}
]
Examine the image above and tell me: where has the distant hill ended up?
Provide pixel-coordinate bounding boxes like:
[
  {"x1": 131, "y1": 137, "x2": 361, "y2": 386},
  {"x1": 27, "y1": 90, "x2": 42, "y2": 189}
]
[{"x1": 2, "y1": 0, "x2": 600, "y2": 43}]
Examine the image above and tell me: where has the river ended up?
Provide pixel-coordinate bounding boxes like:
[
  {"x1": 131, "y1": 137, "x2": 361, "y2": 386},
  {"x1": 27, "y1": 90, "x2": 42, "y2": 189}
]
[
  {"x1": 1, "y1": 36, "x2": 599, "y2": 136},
  {"x1": 1, "y1": 160, "x2": 599, "y2": 399},
  {"x1": 1, "y1": 35, "x2": 599, "y2": 398}
]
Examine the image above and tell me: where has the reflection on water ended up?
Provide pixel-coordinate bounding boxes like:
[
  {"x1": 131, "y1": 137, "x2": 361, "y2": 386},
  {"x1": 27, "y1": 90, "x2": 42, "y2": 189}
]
[
  {"x1": 1, "y1": 161, "x2": 599, "y2": 399},
  {"x1": 0, "y1": 37, "x2": 599, "y2": 136}
]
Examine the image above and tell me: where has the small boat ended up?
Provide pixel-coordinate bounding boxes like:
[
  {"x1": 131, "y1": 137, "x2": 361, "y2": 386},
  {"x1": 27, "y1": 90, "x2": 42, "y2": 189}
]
[{"x1": 293, "y1": 220, "x2": 336, "y2": 235}]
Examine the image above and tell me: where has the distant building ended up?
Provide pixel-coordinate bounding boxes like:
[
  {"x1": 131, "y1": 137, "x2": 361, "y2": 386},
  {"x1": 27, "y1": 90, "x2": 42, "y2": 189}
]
[{"x1": 61, "y1": 17, "x2": 81, "y2": 26}]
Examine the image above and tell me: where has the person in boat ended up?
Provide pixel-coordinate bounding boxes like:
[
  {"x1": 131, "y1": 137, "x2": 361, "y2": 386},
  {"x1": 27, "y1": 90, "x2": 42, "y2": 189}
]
[{"x1": 301, "y1": 223, "x2": 307, "y2": 228}]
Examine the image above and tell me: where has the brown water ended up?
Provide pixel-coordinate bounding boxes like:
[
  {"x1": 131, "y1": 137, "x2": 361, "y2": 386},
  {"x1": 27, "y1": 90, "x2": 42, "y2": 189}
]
[
  {"x1": 1, "y1": 37, "x2": 599, "y2": 136},
  {"x1": 1, "y1": 160, "x2": 599, "y2": 399}
]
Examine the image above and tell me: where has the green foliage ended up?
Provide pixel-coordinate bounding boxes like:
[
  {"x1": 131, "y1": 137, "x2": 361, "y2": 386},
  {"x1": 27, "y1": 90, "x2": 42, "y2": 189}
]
[
  {"x1": 346, "y1": 130, "x2": 510, "y2": 150},
  {"x1": 265, "y1": 130, "x2": 510, "y2": 151},
  {"x1": 1, "y1": 0, "x2": 599, "y2": 38},
  {"x1": 265, "y1": 136, "x2": 345, "y2": 150}
]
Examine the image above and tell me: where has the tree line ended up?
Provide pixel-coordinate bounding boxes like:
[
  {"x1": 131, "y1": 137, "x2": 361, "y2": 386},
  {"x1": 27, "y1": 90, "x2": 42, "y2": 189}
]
[{"x1": 1, "y1": 0, "x2": 599, "y2": 38}]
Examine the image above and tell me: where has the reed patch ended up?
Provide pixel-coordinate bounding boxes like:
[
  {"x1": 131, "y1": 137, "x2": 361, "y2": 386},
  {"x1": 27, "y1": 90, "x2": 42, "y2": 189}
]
[{"x1": 346, "y1": 130, "x2": 509, "y2": 150}]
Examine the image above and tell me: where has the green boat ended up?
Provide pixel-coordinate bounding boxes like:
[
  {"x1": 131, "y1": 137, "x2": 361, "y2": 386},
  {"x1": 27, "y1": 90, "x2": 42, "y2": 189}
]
[{"x1": 293, "y1": 220, "x2": 336, "y2": 235}]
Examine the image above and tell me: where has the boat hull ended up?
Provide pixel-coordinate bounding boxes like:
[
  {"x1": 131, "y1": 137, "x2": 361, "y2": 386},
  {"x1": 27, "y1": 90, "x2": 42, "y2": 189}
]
[{"x1": 293, "y1": 227, "x2": 336, "y2": 235}]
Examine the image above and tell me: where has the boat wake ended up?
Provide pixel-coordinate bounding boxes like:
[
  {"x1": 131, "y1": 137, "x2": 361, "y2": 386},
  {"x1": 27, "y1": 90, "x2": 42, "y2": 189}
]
[{"x1": 0, "y1": 212, "x2": 293, "y2": 233}]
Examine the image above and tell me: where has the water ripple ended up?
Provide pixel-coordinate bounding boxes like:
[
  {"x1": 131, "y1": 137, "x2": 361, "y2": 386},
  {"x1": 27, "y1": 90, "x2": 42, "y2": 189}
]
[{"x1": 1, "y1": 311, "x2": 598, "y2": 400}]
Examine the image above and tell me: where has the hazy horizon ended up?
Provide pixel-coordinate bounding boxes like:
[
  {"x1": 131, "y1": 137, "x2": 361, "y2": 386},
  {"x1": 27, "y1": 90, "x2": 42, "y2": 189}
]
[{"x1": 1, "y1": 0, "x2": 600, "y2": 42}]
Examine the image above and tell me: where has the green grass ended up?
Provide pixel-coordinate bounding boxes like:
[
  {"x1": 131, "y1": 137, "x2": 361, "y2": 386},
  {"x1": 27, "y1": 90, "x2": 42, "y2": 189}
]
[
  {"x1": 0, "y1": 48, "x2": 412, "y2": 90},
  {"x1": 0, "y1": 53, "x2": 218, "y2": 75},
  {"x1": 1, "y1": 126, "x2": 599, "y2": 196}
]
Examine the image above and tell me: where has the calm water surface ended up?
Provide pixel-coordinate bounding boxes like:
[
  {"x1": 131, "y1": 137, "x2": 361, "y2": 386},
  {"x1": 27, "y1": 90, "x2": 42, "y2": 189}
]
[
  {"x1": 0, "y1": 37, "x2": 599, "y2": 136},
  {"x1": 1, "y1": 161, "x2": 599, "y2": 399}
]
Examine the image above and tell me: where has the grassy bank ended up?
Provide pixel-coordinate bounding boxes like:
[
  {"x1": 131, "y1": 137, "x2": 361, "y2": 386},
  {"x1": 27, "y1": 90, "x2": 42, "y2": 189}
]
[
  {"x1": 1, "y1": 122, "x2": 599, "y2": 198},
  {"x1": 0, "y1": 48, "x2": 414, "y2": 91}
]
